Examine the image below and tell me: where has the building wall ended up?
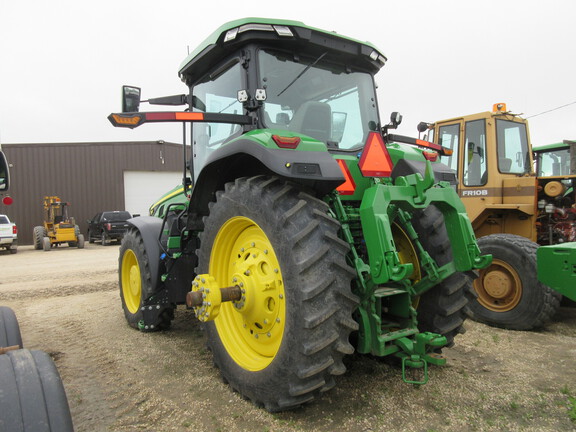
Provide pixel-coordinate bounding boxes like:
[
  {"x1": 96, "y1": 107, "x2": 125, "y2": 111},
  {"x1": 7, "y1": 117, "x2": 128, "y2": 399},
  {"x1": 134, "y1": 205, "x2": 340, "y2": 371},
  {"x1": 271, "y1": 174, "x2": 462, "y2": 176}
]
[{"x1": 1, "y1": 141, "x2": 185, "y2": 245}]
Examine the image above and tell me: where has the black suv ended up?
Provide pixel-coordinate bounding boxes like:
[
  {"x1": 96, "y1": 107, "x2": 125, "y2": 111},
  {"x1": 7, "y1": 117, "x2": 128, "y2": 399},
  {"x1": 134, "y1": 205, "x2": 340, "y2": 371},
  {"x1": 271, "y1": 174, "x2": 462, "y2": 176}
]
[{"x1": 87, "y1": 211, "x2": 131, "y2": 245}]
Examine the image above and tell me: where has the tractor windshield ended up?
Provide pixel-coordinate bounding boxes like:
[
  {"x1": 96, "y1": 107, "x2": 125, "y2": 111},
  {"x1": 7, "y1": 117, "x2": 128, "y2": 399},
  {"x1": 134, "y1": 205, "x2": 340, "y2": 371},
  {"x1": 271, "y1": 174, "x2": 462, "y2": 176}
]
[
  {"x1": 536, "y1": 147, "x2": 571, "y2": 176},
  {"x1": 258, "y1": 49, "x2": 380, "y2": 150}
]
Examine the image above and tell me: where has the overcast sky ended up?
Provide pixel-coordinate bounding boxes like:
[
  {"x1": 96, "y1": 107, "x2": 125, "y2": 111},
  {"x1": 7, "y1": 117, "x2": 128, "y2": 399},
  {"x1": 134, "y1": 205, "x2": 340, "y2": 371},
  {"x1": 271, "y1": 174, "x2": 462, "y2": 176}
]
[{"x1": 1, "y1": 0, "x2": 574, "y2": 148}]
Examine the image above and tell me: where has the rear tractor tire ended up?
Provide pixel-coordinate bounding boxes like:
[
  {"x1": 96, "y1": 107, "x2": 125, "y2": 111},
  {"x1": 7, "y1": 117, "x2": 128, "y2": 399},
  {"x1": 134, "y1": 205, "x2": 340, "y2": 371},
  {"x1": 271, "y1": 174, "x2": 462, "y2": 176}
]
[
  {"x1": 198, "y1": 176, "x2": 358, "y2": 412},
  {"x1": 118, "y1": 228, "x2": 174, "y2": 330},
  {"x1": 467, "y1": 233, "x2": 561, "y2": 330},
  {"x1": 77, "y1": 234, "x2": 85, "y2": 249}
]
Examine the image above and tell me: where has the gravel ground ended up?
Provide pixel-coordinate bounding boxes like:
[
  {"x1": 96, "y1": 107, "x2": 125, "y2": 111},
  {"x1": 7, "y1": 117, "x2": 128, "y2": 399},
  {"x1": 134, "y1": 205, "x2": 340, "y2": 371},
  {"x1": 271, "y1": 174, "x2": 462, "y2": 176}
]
[{"x1": 1, "y1": 244, "x2": 575, "y2": 432}]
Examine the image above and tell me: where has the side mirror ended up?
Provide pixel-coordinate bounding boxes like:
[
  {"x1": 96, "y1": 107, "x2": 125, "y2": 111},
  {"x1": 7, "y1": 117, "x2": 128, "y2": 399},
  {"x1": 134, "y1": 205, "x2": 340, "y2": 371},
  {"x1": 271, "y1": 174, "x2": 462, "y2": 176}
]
[
  {"x1": 417, "y1": 122, "x2": 430, "y2": 133},
  {"x1": 0, "y1": 150, "x2": 9, "y2": 192},
  {"x1": 122, "y1": 85, "x2": 141, "y2": 113}
]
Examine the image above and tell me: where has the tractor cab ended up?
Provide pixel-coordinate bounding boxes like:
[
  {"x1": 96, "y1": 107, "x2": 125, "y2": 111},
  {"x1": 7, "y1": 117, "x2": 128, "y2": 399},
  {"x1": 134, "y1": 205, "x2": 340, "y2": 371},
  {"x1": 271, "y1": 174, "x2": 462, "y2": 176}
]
[{"x1": 113, "y1": 19, "x2": 388, "y2": 188}]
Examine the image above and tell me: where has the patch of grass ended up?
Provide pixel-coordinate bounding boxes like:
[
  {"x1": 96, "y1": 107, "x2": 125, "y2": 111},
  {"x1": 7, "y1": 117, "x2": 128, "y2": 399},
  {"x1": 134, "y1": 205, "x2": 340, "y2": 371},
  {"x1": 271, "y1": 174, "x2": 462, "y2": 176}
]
[
  {"x1": 560, "y1": 386, "x2": 576, "y2": 422},
  {"x1": 492, "y1": 334, "x2": 500, "y2": 344},
  {"x1": 568, "y1": 396, "x2": 576, "y2": 422}
]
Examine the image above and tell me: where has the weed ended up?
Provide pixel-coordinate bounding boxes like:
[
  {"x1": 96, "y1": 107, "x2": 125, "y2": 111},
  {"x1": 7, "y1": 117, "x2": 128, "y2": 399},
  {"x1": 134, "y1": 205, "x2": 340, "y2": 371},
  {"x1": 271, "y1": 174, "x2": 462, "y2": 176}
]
[{"x1": 568, "y1": 396, "x2": 576, "y2": 423}]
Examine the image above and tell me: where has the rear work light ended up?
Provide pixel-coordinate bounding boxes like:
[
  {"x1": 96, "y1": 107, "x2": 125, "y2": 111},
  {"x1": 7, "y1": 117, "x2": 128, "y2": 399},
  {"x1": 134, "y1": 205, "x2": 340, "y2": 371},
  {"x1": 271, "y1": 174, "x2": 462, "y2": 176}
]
[
  {"x1": 272, "y1": 135, "x2": 301, "y2": 149},
  {"x1": 359, "y1": 132, "x2": 394, "y2": 177}
]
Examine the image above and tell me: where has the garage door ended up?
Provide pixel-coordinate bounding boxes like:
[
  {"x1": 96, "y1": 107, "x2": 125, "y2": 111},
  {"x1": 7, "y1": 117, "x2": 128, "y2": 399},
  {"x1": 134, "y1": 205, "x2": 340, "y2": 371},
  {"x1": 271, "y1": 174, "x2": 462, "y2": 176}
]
[{"x1": 123, "y1": 171, "x2": 182, "y2": 217}]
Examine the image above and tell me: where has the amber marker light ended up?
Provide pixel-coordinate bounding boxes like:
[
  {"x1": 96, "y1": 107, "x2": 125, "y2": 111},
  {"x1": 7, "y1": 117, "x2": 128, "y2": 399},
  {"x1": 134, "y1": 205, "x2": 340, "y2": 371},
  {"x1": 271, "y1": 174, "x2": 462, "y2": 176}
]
[
  {"x1": 110, "y1": 114, "x2": 142, "y2": 127},
  {"x1": 336, "y1": 159, "x2": 356, "y2": 195}
]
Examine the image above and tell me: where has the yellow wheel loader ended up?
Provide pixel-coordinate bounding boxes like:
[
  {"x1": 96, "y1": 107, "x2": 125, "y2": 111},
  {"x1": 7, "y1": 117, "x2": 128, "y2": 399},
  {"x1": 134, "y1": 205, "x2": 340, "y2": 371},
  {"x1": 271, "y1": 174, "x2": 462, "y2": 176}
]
[{"x1": 33, "y1": 196, "x2": 85, "y2": 251}]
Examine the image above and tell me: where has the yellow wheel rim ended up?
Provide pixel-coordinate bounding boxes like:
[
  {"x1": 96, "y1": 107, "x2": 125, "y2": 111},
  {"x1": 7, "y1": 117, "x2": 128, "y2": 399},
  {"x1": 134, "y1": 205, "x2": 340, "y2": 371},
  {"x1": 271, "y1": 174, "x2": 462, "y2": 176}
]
[
  {"x1": 121, "y1": 249, "x2": 142, "y2": 314},
  {"x1": 393, "y1": 224, "x2": 421, "y2": 282},
  {"x1": 210, "y1": 216, "x2": 285, "y2": 371},
  {"x1": 474, "y1": 258, "x2": 522, "y2": 312}
]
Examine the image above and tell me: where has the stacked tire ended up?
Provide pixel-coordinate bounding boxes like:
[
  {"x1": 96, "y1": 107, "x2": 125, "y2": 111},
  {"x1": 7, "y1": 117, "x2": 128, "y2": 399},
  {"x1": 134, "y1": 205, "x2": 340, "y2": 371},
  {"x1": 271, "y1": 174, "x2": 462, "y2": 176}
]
[{"x1": 0, "y1": 306, "x2": 74, "y2": 431}]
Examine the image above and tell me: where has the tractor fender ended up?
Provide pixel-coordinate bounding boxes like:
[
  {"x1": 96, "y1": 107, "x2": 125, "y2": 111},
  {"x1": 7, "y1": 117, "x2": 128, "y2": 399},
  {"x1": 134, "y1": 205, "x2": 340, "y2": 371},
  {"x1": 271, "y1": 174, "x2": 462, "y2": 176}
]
[
  {"x1": 391, "y1": 158, "x2": 457, "y2": 186},
  {"x1": 127, "y1": 216, "x2": 163, "y2": 290},
  {"x1": 189, "y1": 137, "x2": 345, "y2": 216}
]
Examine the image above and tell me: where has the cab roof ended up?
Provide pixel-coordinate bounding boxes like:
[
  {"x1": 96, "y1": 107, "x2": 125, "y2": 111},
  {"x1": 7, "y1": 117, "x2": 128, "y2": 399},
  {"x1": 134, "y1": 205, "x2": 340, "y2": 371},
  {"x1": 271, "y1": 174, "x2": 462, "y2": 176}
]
[{"x1": 178, "y1": 17, "x2": 387, "y2": 85}]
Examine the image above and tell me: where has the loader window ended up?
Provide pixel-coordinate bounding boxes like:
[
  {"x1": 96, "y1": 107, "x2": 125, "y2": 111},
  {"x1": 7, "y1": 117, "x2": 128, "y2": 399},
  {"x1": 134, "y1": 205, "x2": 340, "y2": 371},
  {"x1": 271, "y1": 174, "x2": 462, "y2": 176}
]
[
  {"x1": 438, "y1": 124, "x2": 460, "y2": 173},
  {"x1": 258, "y1": 49, "x2": 379, "y2": 149},
  {"x1": 463, "y1": 119, "x2": 487, "y2": 186},
  {"x1": 191, "y1": 61, "x2": 243, "y2": 178},
  {"x1": 496, "y1": 119, "x2": 530, "y2": 174}
]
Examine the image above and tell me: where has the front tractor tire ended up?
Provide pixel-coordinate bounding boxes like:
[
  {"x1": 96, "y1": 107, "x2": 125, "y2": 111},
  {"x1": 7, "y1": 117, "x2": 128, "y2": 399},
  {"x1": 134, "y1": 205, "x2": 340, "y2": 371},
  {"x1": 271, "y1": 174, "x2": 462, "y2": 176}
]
[
  {"x1": 119, "y1": 228, "x2": 173, "y2": 331},
  {"x1": 198, "y1": 176, "x2": 358, "y2": 412},
  {"x1": 468, "y1": 234, "x2": 561, "y2": 330}
]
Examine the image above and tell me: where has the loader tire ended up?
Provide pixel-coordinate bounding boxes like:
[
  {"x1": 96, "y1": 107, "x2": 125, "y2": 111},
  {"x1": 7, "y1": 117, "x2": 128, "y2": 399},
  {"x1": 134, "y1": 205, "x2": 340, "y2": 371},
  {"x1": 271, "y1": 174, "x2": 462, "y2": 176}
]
[
  {"x1": 468, "y1": 234, "x2": 561, "y2": 330},
  {"x1": 0, "y1": 349, "x2": 74, "y2": 432},
  {"x1": 77, "y1": 234, "x2": 85, "y2": 249},
  {"x1": 198, "y1": 176, "x2": 358, "y2": 412},
  {"x1": 0, "y1": 306, "x2": 23, "y2": 349},
  {"x1": 33, "y1": 226, "x2": 45, "y2": 250},
  {"x1": 42, "y1": 237, "x2": 51, "y2": 251},
  {"x1": 119, "y1": 228, "x2": 174, "y2": 330},
  {"x1": 409, "y1": 205, "x2": 471, "y2": 348}
]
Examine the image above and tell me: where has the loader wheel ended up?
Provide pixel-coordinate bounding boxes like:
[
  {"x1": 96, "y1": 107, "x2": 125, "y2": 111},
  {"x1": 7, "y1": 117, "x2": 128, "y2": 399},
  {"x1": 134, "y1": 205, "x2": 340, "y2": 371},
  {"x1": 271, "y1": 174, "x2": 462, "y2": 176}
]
[
  {"x1": 77, "y1": 234, "x2": 85, "y2": 249},
  {"x1": 409, "y1": 205, "x2": 471, "y2": 348},
  {"x1": 88, "y1": 230, "x2": 94, "y2": 243},
  {"x1": 119, "y1": 228, "x2": 173, "y2": 330},
  {"x1": 33, "y1": 226, "x2": 45, "y2": 250},
  {"x1": 0, "y1": 306, "x2": 23, "y2": 349},
  {"x1": 0, "y1": 349, "x2": 74, "y2": 432},
  {"x1": 198, "y1": 176, "x2": 357, "y2": 412},
  {"x1": 42, "y1": 237, "x2": 51, "y2": 251},
  {"x1": 468, "y1": 234, "x2": 561, "y2": 330}
]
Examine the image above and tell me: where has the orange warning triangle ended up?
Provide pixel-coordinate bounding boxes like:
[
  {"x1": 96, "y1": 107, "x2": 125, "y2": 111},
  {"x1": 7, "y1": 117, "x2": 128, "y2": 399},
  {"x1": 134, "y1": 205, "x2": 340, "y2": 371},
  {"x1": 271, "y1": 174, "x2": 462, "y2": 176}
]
[
  {"x1": 336, "y1": 159, "x2": 356, "y2": 195},
  {"x1": 359, "y1": 132, "x2": 394, "y2": 177}
]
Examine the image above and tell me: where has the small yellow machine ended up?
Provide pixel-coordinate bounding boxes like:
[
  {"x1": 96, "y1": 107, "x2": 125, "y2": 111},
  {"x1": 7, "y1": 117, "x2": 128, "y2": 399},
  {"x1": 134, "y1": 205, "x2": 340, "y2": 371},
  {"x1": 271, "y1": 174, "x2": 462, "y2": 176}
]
[{"x1": 33, "y1": 196, "x2": 85, "y2": 251}]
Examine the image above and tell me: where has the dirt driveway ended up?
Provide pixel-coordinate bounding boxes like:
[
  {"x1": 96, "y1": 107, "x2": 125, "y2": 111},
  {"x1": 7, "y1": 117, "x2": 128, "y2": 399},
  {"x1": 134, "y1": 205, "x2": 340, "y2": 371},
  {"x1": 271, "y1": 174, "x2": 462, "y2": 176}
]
[{"x1": 1, "y1": 245, "x2": 575, "y2": 432}]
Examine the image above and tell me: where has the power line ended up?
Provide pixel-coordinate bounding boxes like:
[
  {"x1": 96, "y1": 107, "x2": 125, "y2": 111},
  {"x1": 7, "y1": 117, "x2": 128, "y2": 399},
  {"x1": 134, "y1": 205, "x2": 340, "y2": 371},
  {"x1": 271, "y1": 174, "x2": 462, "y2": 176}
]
[{"x1": 526, "y1": 100, "x2": 576, "y2": 119}]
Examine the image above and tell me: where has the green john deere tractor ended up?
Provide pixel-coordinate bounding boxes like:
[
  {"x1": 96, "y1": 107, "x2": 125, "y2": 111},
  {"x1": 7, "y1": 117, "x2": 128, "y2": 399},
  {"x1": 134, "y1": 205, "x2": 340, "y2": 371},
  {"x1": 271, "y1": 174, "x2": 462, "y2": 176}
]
[{"x1": 109, "y1": 18, "x2": 490, "y2": 411}]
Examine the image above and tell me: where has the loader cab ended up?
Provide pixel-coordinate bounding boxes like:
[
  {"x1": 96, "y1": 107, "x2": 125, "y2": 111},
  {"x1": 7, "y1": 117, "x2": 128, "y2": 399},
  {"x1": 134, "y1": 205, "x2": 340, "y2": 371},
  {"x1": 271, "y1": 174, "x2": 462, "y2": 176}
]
[{"x1": 433, "y1": 106, "x2": 537, "y2": 240}]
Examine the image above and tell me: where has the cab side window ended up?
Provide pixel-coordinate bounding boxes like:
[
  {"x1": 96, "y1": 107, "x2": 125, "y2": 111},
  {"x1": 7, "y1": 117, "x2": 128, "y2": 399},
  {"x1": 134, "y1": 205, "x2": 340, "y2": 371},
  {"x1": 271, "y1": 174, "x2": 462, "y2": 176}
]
[
  {"x1": 463, "y1": 119, "x2": 487, "y2": 186},
  {"x1": 438, "y1": 124, "x2": 460, "y2": 173}
]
